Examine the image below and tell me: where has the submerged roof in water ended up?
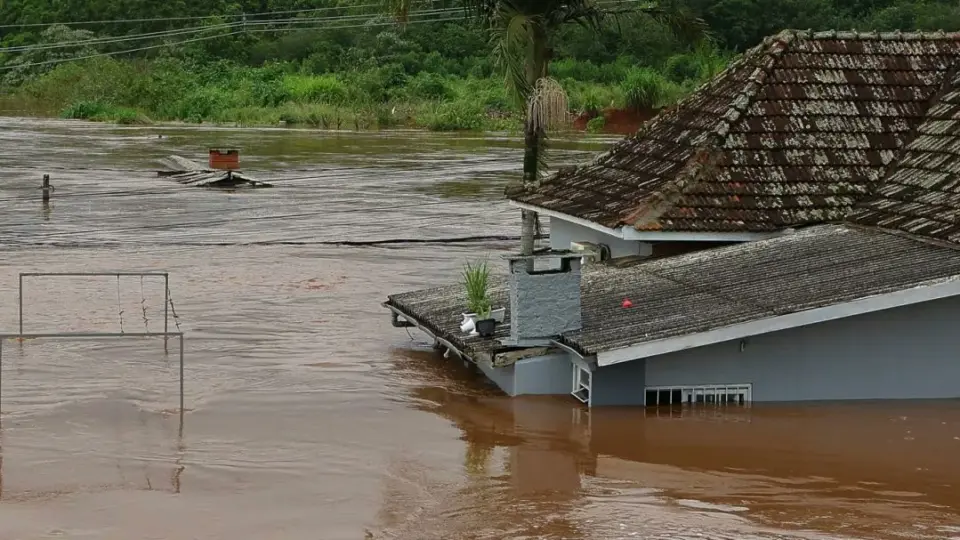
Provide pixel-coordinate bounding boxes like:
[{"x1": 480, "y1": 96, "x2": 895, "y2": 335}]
[
  {"x1": 387, "y1": 225, "x2": 960, "y2": 360},
  {"x1": 157, "y1": 155, "x2": 273, "y2": 188}
]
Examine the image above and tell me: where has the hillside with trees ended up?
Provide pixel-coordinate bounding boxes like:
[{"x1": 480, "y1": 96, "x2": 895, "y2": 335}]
[{"x1": 0, "y1": 0, "x2": 958, "y2": 130}]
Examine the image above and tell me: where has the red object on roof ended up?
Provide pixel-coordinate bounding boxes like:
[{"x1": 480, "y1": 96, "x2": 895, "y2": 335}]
[
  {"x1": 622, "y1": 298, "x2": 633, "y2": 308},
  {"x1": 209, "y1": 149, "x2": 239, "y2": 170}
]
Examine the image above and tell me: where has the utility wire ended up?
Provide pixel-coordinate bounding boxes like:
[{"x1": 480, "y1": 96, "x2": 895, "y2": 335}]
[
  {"x1": 0, "y1": 0, "x2": 638, "y2": 55},
  {"x1": 0, "y1": 2, "x2": 391, "y2": 29},
  {"x1": 2, "y1": 234, "x2": 525, "y2": 249},
  {"x1": 0, "y1": 198, "x2": 512, "y2": 240},
  {"x1": 0, "y1": 167, "x2": 517, "y2": 204},
  {"x1": 0, "y1": 190, "x2": 492, "y2": 225},
  {"x1": 0, "y1": 15, "x2": 466, "y2": 70},
  {"x1": 0, "y1": 8, "x2": 466, "y2": 53}
]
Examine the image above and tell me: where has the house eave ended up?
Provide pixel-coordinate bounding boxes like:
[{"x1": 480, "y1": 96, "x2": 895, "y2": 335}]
[
  {"x1": 509, "y1": 201, "x2": 780, "y2": 242},
  {"x1": 383, "y1": 302, "x2": 472, "y2": 363},
  {"x1": 595, "y1": 276, "x2": 960, "y2": 367}
]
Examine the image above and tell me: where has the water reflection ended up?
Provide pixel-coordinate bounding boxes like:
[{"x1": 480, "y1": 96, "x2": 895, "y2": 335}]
[{"x1": 396, "y1": 349, "x2": 960, "y2": 540}]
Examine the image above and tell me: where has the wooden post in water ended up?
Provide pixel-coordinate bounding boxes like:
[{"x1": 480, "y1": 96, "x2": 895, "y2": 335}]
[{"x1": 41, "y1": 174, "x2": 51, "y2": 203}]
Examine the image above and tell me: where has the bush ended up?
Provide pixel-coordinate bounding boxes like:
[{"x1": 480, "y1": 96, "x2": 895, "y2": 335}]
[
  {"x1": 405, "y1": 72, "x2": 452, "y2": 100},
  {"x1": 283, "y1": 74, "x2": 348, "y2": 104},
  {"x1": 621, "y1": 68, "x2": 673, "y2": 110},
  {"x1": 111, "y1": 107, "x2": 151, "y2": 125},
  {"x1": 664, "y1": 54, "x2": 700, "y2": 83},
  {"x1": 61, "y1": 101, "x2": 150, "y2": 124},
  {"x1": 586, "y1": 115, "x2": 606, "y2": 133},
  {"x1": 346, "y1": 63, "x2": 408, "y2": 102},
  {"x1": 173, "y1": 87, "x2": 235, "y2": 122},
  {"x1": 452, "y1": 77, "x2": 513, "y2": 112},
  {"x1": 423, "y1": 101, "x2": 485, "y2": 131},
  {"x1": 551, "y1": 58, "x2": 603, "y2": 82},
  {"x1": 565, "y1": 80, "x2": 622, "y2": 113},
  {"x1": 61, "y1": 100, "x2": 110, "y2": 119}
]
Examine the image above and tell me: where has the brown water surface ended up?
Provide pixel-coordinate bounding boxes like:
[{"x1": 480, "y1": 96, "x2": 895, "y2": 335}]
[{"x1": 0, "y1": 118, "x2": 958, "y2": 540}]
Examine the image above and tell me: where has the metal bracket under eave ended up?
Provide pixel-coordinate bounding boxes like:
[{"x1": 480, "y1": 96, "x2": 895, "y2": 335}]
[
  {"x1": 383, "y1": 304, "x2": 472, "y2": 364},
  {"x1": 390, "y1": 310, "x2": 415, "y2": 328}
]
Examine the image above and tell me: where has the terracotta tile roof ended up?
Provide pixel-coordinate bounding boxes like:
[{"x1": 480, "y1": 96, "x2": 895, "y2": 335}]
[
  {"x1": 511, "y1": 30, "x2": 960, "y2": 232},
  {"x1": 385, "y1": 225, "x2": 960, "y2": 359},
  {"x1": 849, "y1": 68, "x2": 960, "y2": 243}
]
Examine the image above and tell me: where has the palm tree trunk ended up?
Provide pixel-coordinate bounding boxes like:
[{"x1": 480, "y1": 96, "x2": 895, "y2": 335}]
[
  {"x1": 519, "y1": 29, "x2": 550, "y2": 269},
  {"x1": 520, "y1": 123, "x2": 541, "y2": 269}
]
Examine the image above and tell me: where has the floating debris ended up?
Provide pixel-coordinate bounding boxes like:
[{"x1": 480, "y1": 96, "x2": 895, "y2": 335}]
[{"x1": 156, "y1": 155, "x2": 273, "y2": 189}]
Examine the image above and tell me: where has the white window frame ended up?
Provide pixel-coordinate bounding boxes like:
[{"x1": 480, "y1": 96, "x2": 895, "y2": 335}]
[
  {"x1": 571, "y1": 363, "x2": 592, "y2": 404},
  {"x1": 644, "y1": 383, "x2": 752, "y2": 407}
]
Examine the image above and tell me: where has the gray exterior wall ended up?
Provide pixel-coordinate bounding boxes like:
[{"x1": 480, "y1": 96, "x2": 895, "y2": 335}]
[
  {"x1": 644, "y1": 295, "x2": 960, "y2": 402},
  {"x1": 590, "y1": 359, "x2": 646, "y2": 406},
  {"x1": 515, "y1": 354, "x2": 573, "y2": 395},
  {"x1": 548, "y1": 218, "x2": 650, "y2": 258},
  {"x1": 478, "y1": 361, "x2": 516, "y2": 396},
  {"x1": 477, "y1": 354, "x2": 571, "y2": 397}
]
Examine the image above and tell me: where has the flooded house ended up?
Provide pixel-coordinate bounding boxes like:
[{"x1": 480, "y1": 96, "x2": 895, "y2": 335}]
[{"x1": 385, "y1": 29, "x2": 960, "y2": 407}]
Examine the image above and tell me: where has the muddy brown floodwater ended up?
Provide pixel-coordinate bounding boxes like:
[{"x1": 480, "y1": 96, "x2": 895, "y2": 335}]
[{"x1": 0, "y1": 117, "x2": 958, "y2": 540}]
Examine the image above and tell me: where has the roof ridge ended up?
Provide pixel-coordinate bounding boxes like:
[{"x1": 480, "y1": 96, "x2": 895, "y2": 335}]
[
  {"x1": 710, "y1": 30, "x2": 797, "y2": 142},
  {"x1": 588, "y1": 31, "x2": 787, "y2": 169},
  {"x1": 621, "y1": 33, "x2": 798, "y2": 229},
  {"x1": 589, "y1": 28, "x2": 960, "y2": 172},
  {"x1": 856, "y1": 60, "x2": 960, "y2": 197},
  {"x1": 845, "y1": 60, "x2": 960, "y2": 240},
  {"x1": 789, "y1": 28, "x2": 960, "y2": 41}
]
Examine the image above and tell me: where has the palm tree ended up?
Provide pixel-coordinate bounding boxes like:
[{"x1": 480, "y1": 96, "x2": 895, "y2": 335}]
[{"x1": 389, "y1": 0, "x2": 707, "y2": 262}]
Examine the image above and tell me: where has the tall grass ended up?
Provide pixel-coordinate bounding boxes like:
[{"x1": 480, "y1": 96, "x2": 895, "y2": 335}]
[
  {"x1": 462, "y1": 260, "x2": 491, "y2": 317},
  {"x1": 4, "y1": 51, "x2": 725, "y2": 130},
  {"x1": 61, "y1": 101, "x2": 151, "y2": 124},
  {"x1": 283, "y1": 74, "x2": 348, "y2": 103},
  {"x1": 621, "y1": 68, "x2": 683, "y2": 110}
]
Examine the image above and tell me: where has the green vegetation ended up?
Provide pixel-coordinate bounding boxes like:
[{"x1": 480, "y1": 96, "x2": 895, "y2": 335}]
[
  {"x1": 60, "y1": 100, "x2": 150, "y2": 124},
  {"x1": 1, "y1": 0, "x2": 959, "y2": 130},
  {"x1": 586, "y1": 115, "x2": 605, "y2": 133},
  {"x1": 461, "y1": 260, "x2": 491, "y2": 318}
]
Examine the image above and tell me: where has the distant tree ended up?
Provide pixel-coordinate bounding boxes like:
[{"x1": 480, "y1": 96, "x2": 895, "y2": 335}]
[
  {"x1": 2, "y1": 25, "x2": 100, "y2": 87},
  {"x1": 387, "y1": 0, "x2": 707, "y2": 261}
]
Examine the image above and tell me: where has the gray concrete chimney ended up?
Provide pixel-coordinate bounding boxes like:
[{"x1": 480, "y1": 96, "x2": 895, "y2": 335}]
[{"x1": 502, "y1": 252, "x2": 582, "y2": 347}]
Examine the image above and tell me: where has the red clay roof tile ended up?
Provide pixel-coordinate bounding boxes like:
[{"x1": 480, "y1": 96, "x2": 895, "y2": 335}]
[{"x1": 511, "y1": 29, "x2": 960, "y2": 233}]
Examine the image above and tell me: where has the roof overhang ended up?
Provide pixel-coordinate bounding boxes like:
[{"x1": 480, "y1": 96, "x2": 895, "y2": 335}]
[
  {"x1": 384, "y1": 302, "x2": 471, "y2": 362},
  {"x1": 510, "y1": 201, "x2": 778, "y2": 243},
  {"x1": 595, "y1": 277, "x2": 960, "y2": 367}
]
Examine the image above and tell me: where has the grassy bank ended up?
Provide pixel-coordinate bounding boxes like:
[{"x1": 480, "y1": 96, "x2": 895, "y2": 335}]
[{"x1": 0, "y1": 51, "x2": 725, "y2": 131}]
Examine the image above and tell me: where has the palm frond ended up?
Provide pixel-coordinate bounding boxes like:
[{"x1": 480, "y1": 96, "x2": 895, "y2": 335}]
[
  {"x1": 546, "y1": 0, "x2": 606, "y2": 30},
  {"x1": 495, "y1": 11, "x2": 540, "y2": 105},
  {"x1": 634, "y1": 0, "x2": 710, "y2": 44}
]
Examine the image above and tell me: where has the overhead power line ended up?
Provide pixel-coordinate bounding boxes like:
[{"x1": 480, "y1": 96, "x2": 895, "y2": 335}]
[
  {"x1": 0, "y1": 0, "x2": 640, "y2": 66},
  {"x1": 0, "y1": 3, "x2": 387, "y2": 29},
  {"x1": 0, "y1": 8, "x2": 465, "y2": 53},
  {"x1": 0, "y1": 13, "x2": 466, "y2": 71},
  {"x1": 0, "y1": 198, "x2": 511, "y2": 241}
]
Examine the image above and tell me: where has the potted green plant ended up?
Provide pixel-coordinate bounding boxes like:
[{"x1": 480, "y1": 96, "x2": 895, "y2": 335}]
[{"x1": 460, "y1": 260, "x2": 500, "y2": 337}]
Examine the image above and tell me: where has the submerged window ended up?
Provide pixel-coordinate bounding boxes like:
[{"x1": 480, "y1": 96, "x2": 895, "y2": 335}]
[
  {"x1": 571, "y1": 364, "x2": 591, "y2": 404},
  {"x1": 644, "y1": 384, "x2": 752, "y2": 407}
]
